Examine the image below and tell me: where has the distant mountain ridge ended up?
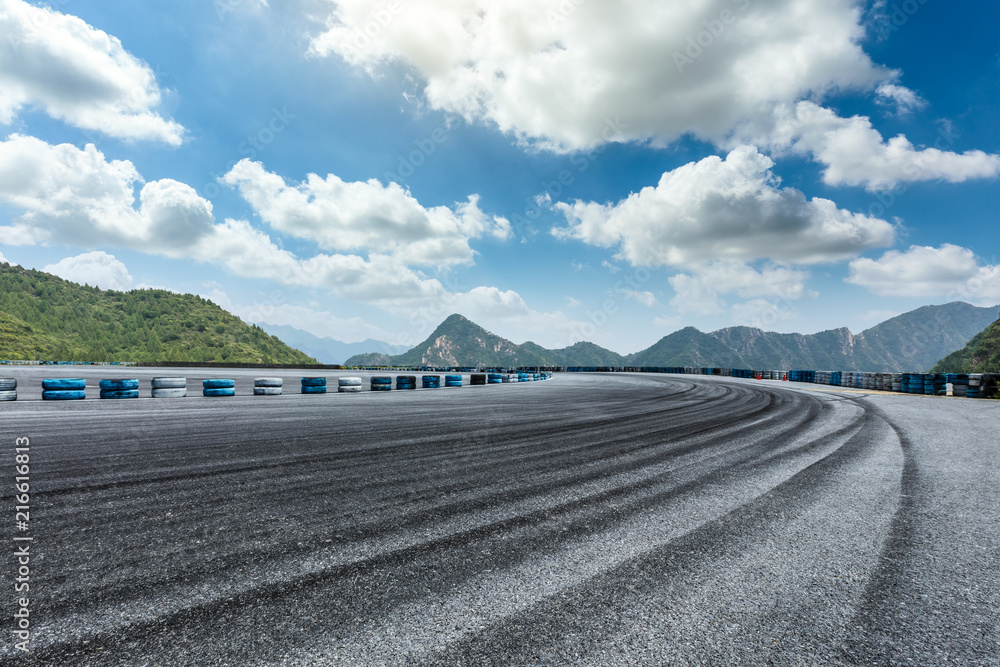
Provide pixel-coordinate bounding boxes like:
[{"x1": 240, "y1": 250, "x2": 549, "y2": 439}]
[
  {"x1": 259, "y1": 323, "x2": 407, "y2": 365},
  {"x1": 345, "y1": 303, "x2": 1000, "y2": 371}
]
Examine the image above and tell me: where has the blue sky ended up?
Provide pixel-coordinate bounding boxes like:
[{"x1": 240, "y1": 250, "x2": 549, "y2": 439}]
[{"x1": 0, "y1": 0, "x2": 998, "y2": 354}]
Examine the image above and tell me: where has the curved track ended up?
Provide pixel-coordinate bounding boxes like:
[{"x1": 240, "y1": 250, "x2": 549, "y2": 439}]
[{"x1": 1, "y1": 372, "x2": 998, "y2": 665}]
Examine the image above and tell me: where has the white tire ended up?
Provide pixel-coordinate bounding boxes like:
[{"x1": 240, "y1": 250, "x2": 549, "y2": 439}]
[
  {"x1": 0, "y1": 390, "x2": 16, "y2": 401},
  {"x1": 152, "y1": 377, "x2": 186, "y2": 389},
  {"x1": 254, "y1": 377, "x2": 283, "y2": 387},
  {"x1": 339, "y1": 385, "x2": 363, "y2": 393},
  {"x1": 151, "y1": 387, "x2": 187, "y2": 398},
  {"x1": 254, "y1": 386, "x2": 282, "y2": 395},
  {"x1": 338, "y1": 376, "x2": 363, "y2": 387}
]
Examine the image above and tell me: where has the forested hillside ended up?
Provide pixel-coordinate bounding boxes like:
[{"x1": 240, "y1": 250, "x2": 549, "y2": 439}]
[{"x1": 0, "y1": 263, "x2": 317, "y2": 364}]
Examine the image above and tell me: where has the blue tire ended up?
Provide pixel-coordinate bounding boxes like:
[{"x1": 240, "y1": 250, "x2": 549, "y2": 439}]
[
  {"x1": 100, "y1": 379, "x2": 139, "y2": 391},
  {"x1": 100, "y1": 389, "x2": 139, "y2": 399},
  {"x1": 203, "y1": 387, "x2": 236, "y2": 397},
  {"x1": 445, "y1": 381, "x2": 463, "y2": 388},
  {"x1": 444, "y1": 375, "x2": 462, "y2": 384},
  {"x1": 371, "y1": 377, "x2": 392, "y2": 385},
  {"x1": 301, "y1": 385, "x2": 327, "y2": 394},
  {"x1": 203, "y1": 379, "x2": 235, "y2": 389},
  {"x1": 43, "y1": 378, "x2": 86, "y2": 390},
  {"x1": 43, "y1": 390, "x2": 86, "y2": 400},
  {"x1": 300, "y1": 377, "x2": 327, "y2": 387},
  {"x1": 370, "y1": 384, "x2": 391, "y2": 391}
]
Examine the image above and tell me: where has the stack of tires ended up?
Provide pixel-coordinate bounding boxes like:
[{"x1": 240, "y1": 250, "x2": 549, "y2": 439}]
[
  {"x1": 301, "y1": 377, "x2": 326, "y2": 394},
  {"x1": 948, "y1": 374, "x2": 969, "y2": 398},
  {"x1": 100, "y1": 378, "x2": 139, "y2": 399},
  {"x1": 152, "y1": 377, "x2": 186, "y2": 398},
  {"x1": 503, "y1": 374, "x2": 517, "y2": 383},
  {"x1": 0, "y1": 377, "x2": 16, "y2": 402},
  {"x1": 204, "y1": 379, "x2": 236, "y2": 397},
  {"x1": 254, "y1": 377, "x2": 282, "y2": 396},
  {"x1": 980, "y1": 374, "x2": 998, "y2": 399},
  {"x1": 518, "y1": 372, "x2": 530, "y2": 382},
  {"x1": 967, "y1": 374, "x2": 982, "y2": 399},
  {"x1": 338, "y1": 377, "x2": 363, "y2": 393},
  {"x1": 487, "y1": 373, "x2": 502, "y2": 384},
  {"x1": 421, "y1": 375, "x2": 440, "y2": 389},
  {"x1": 396, "y1": 375, "x2": 417, "y2": 390},
  {"x1": 444, "y1": 374, "x2": 463, "y2": 388},
  {"x1": 371, "y1": 376, "x2": 392, "y2": 392},
  {"x1": 470, "y1": 373, "x2": 486, "y2": 386},
  {"x1": 891, "y1": 373, "x2": 902, "y2": 392},
  {"x1": 42, "y1": 378, "x2": 86, "y2": 400}
]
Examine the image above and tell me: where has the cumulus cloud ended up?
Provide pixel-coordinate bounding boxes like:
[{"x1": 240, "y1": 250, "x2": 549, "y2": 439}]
[
  {"x1": 617, "y1": 289, "x2": 660, "y2": 309},
  {"x1": 42, "y1": 251, "x2": 134, "y2": 291},
  {"x1": 668, "y1": 261, "x2": 810, "y2": 316},
  {"x1": 0, "y1": 250, "x2": 8, "y2": 264},
  {"x1": 847, "y1": 244, "x2": 1000, "y2": 304},
  {"x1": 310, "y1": 0, "x2": 885, "y2": 152},
  {"x1": 875, "y1": 82, "x2": 925, "y2": 115},
  {"x1": 553, "y1": 146, "x2": 895, "y2": 268},
  {"x1": 743, "y1": 102, "x2": 1000, "y2": 191},
  {"x1": 0, "y1": 134, "x2": 213, "y2": 251},
  {"x1": 0, "y1": 0, "x2": 183, "y2": 145},
  {"x1": 220, "y1": 159, "x2": 509, "y2": 266}
]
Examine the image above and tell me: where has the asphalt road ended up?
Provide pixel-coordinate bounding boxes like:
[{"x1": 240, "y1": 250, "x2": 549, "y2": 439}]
[{"x1": 0, "y1": 371, "x2": 997, "y2": 666}]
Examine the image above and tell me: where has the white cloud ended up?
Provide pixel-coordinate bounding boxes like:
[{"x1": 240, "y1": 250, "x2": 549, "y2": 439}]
[
  {"x1": 668, "y1": 261, "x2": 810, "y2": 316},
  {"x1": 743, "y1": 102, "x2": 1000, "y2": 191},
  {"x1": 554, "y1": 146, "x2": 895, "y2": 268},
  {"x1": 601, "y1": 260, "x2": 621, "y2": 274},
  {"x1": 0, "y1": 135, "x2": 213, "y2": 251},
  {"x1": 847, "y1": 244, "x2": 1000, "y2": 304},
  {"x1": 730, "y1": 298, "x2": 799, "y2": 330},
  {"x1": 0, "y1": 0, "x2": 183, "y2": 145},
  {"x1": 0, "y1": 250, "x2": 8, "y2": 264},
  {"x1": 42, "y1": 251, "x2": 133, "y2": 291},
  {"x1": 565, "y1": 296, "x2": 581, "y2": 307},
  {"x1": 310, "y1": 0, "x2": 885, "y2": 152},
  {"x1": 220, "y1": 158, "x2": 509, "y2": 266},
  {"x1": 875, "y1": 82, "x2": 925, "y2": 115},
  {"x1": 618, "y1": 289, "x2": 660, "y2": 309}
]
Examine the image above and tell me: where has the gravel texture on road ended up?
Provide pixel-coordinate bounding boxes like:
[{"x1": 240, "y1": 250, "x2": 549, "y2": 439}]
[{"x1": 0, "y1": 371, "x2": 997, "y2": 666}]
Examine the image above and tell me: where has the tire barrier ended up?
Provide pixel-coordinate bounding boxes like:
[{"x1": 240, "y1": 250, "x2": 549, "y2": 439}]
[
  {"x1": 444, "y1": 374, "x2": 463, "y2": 388},
  {"x1": 254, "y1": 377, "x2": 283, "y2": 396},
  {"x1": 396, "y1": 375, "x2": 417, "y2": 390},
  {"x1": 339, "y1": 377, "x2": 363, "y2": 393},
  {"x1": 42, "y1": 389, "x2": 86, "y2": 400},
  {"x1": 487, "y1": 373, "x2": 502, "y2": 384},
  {"x1": 371, "y1": 376, "x2": 392, "y2": 391},
  {"x1": 100, "y1": 378, "x2": 139, "y2": 400},
  {"x1": 42, "y1": 378, "x2": 86, "y2": 391},
  {"x1": 968, "y1": 374, "x2": 982, "y2": 399},
  {"x1": 203, "y1": 379, "x2": 236, "y2": 397},
  {"x1": 421, "y1": 375, "x2": 441, "y2": 389},
  {"x1": 151, "y1": 387, "x2": 187, "y2": 399},
  {"x1": 503, "y1": 374, "x2": 517, "y2": 383},
  {"x1": 470, "y1": 373, "x2": 487, "y2": 386},
  {"x1": 947, "y1": 374, "x2": 969, "y2": 398},
  {"x1": 301, "y1": 377, "x2": 327, "y2": 395},
  {"x1": 518, "y1": 372, "x2": 530, "y2": 382},
  {"x1": 0, "y1": 377, "x2": 16, "y2": 401}
]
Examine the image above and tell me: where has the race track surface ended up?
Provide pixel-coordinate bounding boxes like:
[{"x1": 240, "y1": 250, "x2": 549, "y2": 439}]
[{"x1": 1, "y1": 372, "x2": 998, "y2": 666}]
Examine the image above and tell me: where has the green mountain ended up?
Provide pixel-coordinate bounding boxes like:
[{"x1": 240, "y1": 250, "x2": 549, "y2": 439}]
[
  {"x1": 629, "y1": 326, "x2": 746, "y2": 368},
  {"x1": 545, "y1": 341, "x2": 627, "y2": 367},
  {"x1": 853, "y1": 302, "x2": 999, "y2": 371},
  {"x1": 359, "y1": 314, "x2": 547, "y2": 367},
  {"x1": 0, "y1": 262, "x2": 317, "y2": 364},
  {"x1": 932, "y1": 316, "x2": 1000, "y2": 374}
]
